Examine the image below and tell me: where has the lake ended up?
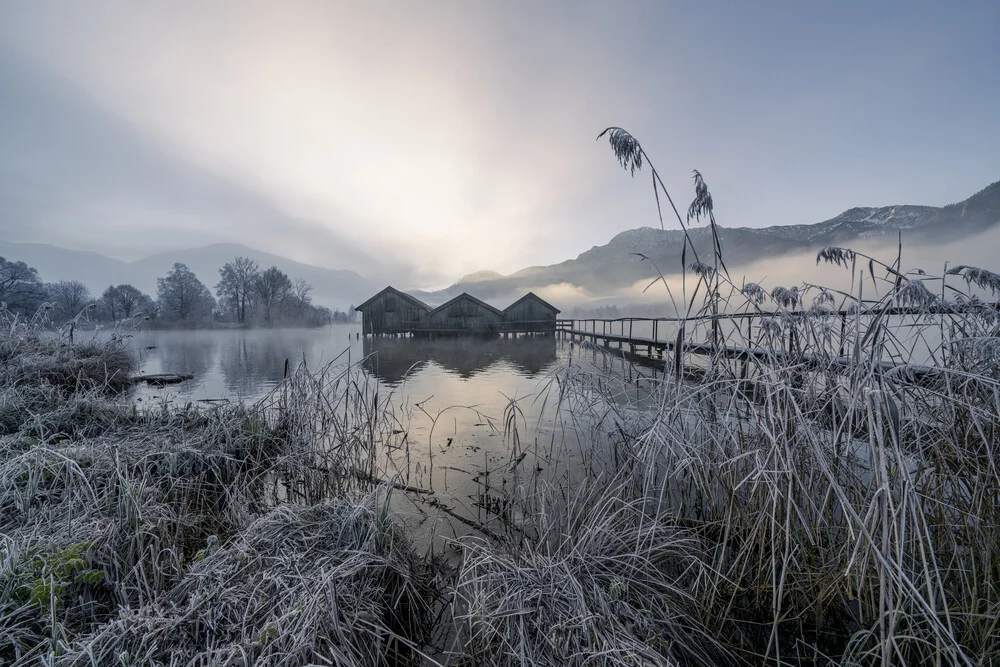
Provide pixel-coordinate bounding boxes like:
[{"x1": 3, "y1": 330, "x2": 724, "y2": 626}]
[{"x1": 124, "y1": 326, "x2": 657, "y2": 546}]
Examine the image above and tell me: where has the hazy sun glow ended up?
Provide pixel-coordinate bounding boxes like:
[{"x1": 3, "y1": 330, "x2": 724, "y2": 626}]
[{"x1": 1, "y1": 1, "x2": 998, "y2": 288}]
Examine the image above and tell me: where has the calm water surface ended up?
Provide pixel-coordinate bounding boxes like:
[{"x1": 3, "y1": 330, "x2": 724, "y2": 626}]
[
  {"x1": 129, "y1": 326, "x2": 569, "y2": 402},
  {"x1": 124, "y1": 326, "x2": 656, "y2": 544}
]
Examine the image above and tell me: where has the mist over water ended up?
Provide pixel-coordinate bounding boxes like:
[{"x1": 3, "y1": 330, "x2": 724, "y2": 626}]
[
  {"x1": 127, "y1": 326, "x2": 570, "y2": 401},
  {"x1": 123, "y1": 325, "x2": 658, "y2": 542}
]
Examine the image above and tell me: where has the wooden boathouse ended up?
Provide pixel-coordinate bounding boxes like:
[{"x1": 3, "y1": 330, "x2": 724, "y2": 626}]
[
  {"x1": 503, "y1": 293, "x2": 560, "y2": 332},
  {"x1": 428, "y1": 293, "x2": 504, "y2": 334},
  {"x1": 354, "y1": 286, "x2": 431, "y2": 336},
  {"x1": 355, "y1": 286, "x2": 560, "y2": 336}
]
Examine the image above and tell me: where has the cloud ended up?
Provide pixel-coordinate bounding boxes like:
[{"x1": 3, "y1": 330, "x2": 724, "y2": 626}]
[
  {"x1": 0, "y1": 46, "x2": 409, "y2": 281},
  {"x1": 683, "y1": 230, "x2": 1000, "y2": 307},
  {"x1": 508, "y1": 226, "x2": 1000, "y2": 314},
  {"x1": 0, "y1": 3, "x2": 648, "y2": 284},
  {"x1": 1, "y1": 2, "x2": 997, "y2": 289}
]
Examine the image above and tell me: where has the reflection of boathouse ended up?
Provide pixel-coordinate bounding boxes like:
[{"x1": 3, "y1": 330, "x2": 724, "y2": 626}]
[
  {"x1": 355, "y1": 286, "x2": 560, "y2": 336},
  {"x1": 362, "y1": 335, "x2": 557, "y2": 384}
]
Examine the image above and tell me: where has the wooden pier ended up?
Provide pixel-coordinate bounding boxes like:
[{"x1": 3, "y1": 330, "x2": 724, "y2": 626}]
[
  {"x1": 554, "y1": 305, "x2": 986, "y2": 381},
  {"x1": 556, "y1": 317, "x2": 784, "y2": 377},
  {"x1": 351, "y1": 287, "x2": 990, "y2": 382}
]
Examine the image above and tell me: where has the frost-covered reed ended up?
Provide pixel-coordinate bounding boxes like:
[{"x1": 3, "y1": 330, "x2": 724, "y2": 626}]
[
  {"x1": 0, "y1": 311, "x2": 437, "y2": 666},
  {"x1": 441, "y1": 130, "x2": 1000, "y2": 666},
  {"x1": 4, "y1": 133, "x2": 1000, "y2": 665}
]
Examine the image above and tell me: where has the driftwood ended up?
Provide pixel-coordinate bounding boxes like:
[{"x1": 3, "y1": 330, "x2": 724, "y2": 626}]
[{"x1": 131, "y1": 373, "x2": 194, "y2": 386}]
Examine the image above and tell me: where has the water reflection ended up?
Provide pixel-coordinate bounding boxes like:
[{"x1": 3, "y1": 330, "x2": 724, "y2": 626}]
[
  {"x1": 123, "y1": 327, "x2": 635, "y2": 549},
  {"x1": 157, "y1": 335, "x2": 215, "y2": 379},
  {"x1": 362, "y1": 335, "x2": 557, "y2": 384},
  {"x1": 217, "y1": 330, "x2": 334, "y2": 395},
  {"x1": 218, "y1": 335, "x2": 266, "y2": 396},
  {"x1": 128, "y1": 327, "x2": 561, "y2": 402},
  {"x1": 130, "y1": 327, "x2": 363, "y2": 401}
]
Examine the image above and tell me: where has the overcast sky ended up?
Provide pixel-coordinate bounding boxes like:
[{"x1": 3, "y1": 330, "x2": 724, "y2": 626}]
[{"x1": 1, "y1": 1, "x2": 998, "y2": 288}]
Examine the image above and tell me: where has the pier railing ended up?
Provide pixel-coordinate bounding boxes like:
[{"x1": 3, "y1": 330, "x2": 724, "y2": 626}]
[{"x1": 556, "y1": 303, "x2": 998, "y2": 378}]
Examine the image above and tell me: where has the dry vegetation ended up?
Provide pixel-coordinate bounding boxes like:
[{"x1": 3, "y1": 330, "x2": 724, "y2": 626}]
[
  {"x1": 3, "y1": 131, "x2": 1000, "y2": 666},
  {"x1": 0, "y1": 311, "x2": 437, "y2": 666},
  {"x1": 443, "y1": 132, "x2": 1000, "y2": 666}
]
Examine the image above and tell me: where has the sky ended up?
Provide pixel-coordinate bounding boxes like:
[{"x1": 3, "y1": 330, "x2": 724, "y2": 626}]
[{"x1": 1, "y1": 1, "x2": 998, "y2": 289}]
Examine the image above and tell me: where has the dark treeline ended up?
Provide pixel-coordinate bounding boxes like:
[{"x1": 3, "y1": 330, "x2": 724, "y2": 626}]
[{"x1": 0, "y1": 254, "x2": 356, "y2": 328}]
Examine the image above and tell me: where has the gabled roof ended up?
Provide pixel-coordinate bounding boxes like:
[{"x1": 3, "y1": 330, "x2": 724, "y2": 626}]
[
  {"x1": 354, "y1": 286, "x2": 431, "y2": 312},
  {"x1": 429, "y1": 292, "x2": 503, "y2": 317},
  {"x1": 503, "y1": 291, "x2": 560, "y2": 314}
]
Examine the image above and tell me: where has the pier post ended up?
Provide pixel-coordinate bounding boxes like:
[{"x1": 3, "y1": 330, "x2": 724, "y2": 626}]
[
  {"x1": 742, "y1": 317, "x2": 752, "y2": 378},
  {"x1": 839, "y1": 312, "x2": 846, "y2": 357}
]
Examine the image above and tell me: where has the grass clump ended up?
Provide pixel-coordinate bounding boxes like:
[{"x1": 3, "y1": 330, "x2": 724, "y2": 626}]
[
  {"x1": 454, "y1": 481, "x2": 732, "y2": 666},
  {"x1": 0, "y1": 309, "x2": 133, "y2": 397},
  {"x1": 0, "y1": 309, "x2": 437, "y2": 666},
  {"x1": 52, "y1": 496, "x2": 435, "y2": 666}
]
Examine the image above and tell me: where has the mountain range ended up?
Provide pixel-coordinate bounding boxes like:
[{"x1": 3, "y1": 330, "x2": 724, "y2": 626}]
[
  {"x1": 411, "y1": 179, "x2": 1000, "y2": 305},
  {"x1": 3, "y1": 179, "x2": 998, "y2": 311},
  {"x1": 0, "y1": 240, "x2": 372, "y2": 310}
]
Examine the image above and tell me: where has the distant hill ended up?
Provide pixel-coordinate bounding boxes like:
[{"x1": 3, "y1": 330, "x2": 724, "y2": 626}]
[
  {"x1": 0, "y1": 240, "x2": 373, "y2": 310},
  {"x1": 457, "y1": 270, "x2": 505, "y2": 284},
  {"x1": 412, "y1": 179, "x2": 1000, "y2": 304},
  {"x1": 0, "y1": 241, "x2": 129, "y2": 291},
  {"x1": 6, "y1": 180, "x2": 999, "y2": 311}
]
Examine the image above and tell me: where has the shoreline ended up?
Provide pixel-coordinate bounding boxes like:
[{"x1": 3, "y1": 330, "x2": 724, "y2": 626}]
[{"x1": 3, "y1": 285, "x2": 1000, "y2": 665}]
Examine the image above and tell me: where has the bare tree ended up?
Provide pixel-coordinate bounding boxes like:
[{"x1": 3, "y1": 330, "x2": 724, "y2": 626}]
[
  {"x1": 100, "y1": 284, "x2": 154, "y2": 321},
  {"x1": 290, "y1": 278, "x2": 313, "y2": 317},
  {"x1": 255, "y1": 266, "x2": 292, "y2": 322},
  {"x1": 0, "y1": 256, "x2": 46, "y2": 313},
  {"x1": 216, "y1": 256, "x2": 260, "y2": 324},
  {"x1": 116, "y1": 284, "x2": 149, "y2": 318},
  {"x1": 292, "y1": 278, "x2": 313, "y2": 304},
  {"x1": 46, "y1": 280, "x2": 92, "y2": 320},
  {"x1": 157, "y1": 263, "x2": 216, "y2": 321},
  {"x1": 101, "y1": 285, "x2": 121, "y2": 321}
]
